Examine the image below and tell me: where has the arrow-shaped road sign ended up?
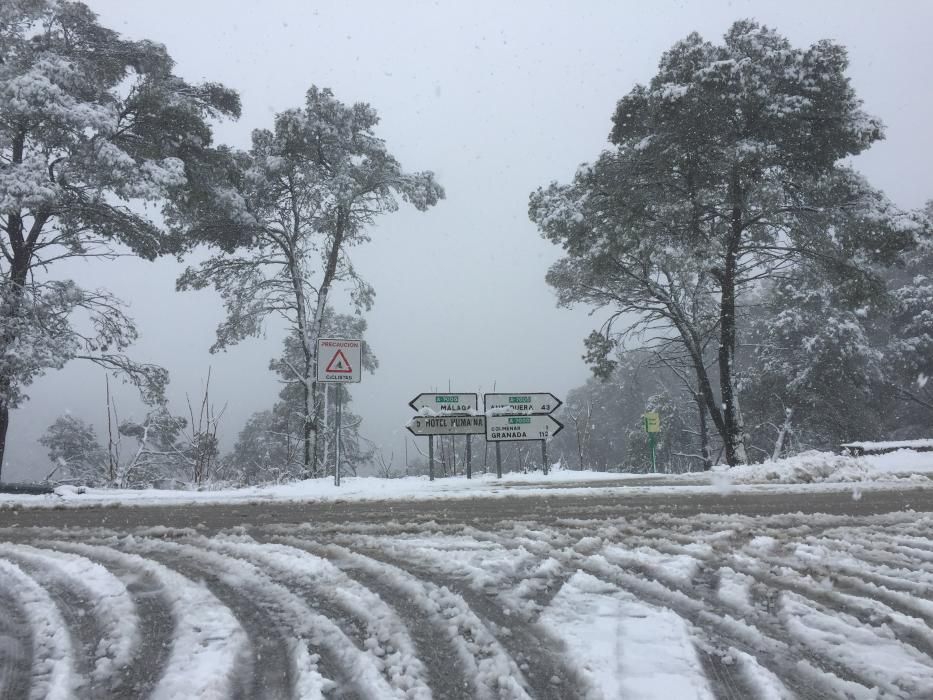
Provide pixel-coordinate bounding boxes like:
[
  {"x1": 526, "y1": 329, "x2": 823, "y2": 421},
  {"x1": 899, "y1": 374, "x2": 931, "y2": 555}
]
[
  {"x1": 485, "y1": 414, "x2": 563, "y2": 442},
  {"x1": 484, "y1": 393, "x2": 562, "y2": 415},
  {"x1": 407, "y1": 415, "x2": 486, "y2": 436},
  {"x1": 409, "y1": 393, "x2": 478, "y2": 414}
]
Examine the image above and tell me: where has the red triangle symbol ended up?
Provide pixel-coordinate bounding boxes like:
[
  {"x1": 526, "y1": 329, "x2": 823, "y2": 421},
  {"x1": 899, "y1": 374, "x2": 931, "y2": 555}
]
[{"x1": 325, "y1": 349, "x2": 353, "y2": 373}]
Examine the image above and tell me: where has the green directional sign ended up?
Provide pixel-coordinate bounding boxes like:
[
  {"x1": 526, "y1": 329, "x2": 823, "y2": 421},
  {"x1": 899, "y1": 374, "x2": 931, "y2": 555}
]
[
  {"x1": 408, "y1": 393, "x2": 478, "y2": 414},
  {"x1": 484, "y1": 393, "x2": 562, "y2": 415},
  {"x1": 644, "y1": 412, "x2": 660, "y2": 433},
  {"x1": 644, "y1": 412, "x2": 660, "y2": 473},
  {"x1": 485, "y1": 414, "x2": 563, "y2": 442}
]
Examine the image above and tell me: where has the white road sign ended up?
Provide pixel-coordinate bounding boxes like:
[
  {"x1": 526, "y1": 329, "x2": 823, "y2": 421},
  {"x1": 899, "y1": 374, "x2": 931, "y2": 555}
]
[
  {"x1": 485, "y1": 414, "x2": 563, "y2": 441},
  {"x1": 317, "y1": 338, "x2": 362, "y2": 383},
  {"x1": 407, "y1": 415, "x2": 486, "y2": 436},
  {"x1": 409, "y1": 393, "x2": 478, "y2": 414},
  {"x1": 484, "y1": 393, "x2": 562, "y2": 415}
]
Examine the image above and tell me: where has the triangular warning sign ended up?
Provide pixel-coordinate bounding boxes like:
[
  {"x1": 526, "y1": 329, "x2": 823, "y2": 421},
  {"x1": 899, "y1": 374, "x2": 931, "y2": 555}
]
[{"x1": 325, "y1": 349, "x2": 353, "y2": 374}]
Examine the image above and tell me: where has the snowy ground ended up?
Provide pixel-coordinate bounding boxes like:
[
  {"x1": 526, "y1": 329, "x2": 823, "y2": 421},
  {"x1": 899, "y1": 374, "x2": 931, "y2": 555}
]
[
  {"x1": 2, "y1": 450, "x2": 932, "y2": 511},
  {"x1": 1, "y1": 477, "x2": 932, "y2": 698}
]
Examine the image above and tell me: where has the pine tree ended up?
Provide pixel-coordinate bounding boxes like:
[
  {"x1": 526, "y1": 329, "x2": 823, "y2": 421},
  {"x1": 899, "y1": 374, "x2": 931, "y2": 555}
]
[
  {"x1": 0, "y1": 1, "x2": 246, "y2": 480},
  {"x1": 179, "y1": 86, "x2": 442, "y2": 477},
  {"x1": 530, "y1": 21, "x2": 923, "y2": 465}
]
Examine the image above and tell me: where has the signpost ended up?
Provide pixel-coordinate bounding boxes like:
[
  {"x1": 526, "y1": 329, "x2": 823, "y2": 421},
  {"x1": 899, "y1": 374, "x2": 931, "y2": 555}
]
[
  {"x1": 484, "y1": 393, "x2": 563, "y2": 477},
  {"x1": 317, "y1": 338, "x2": 363, "y2": 487},
  {"x1": 644, "y1": 411, "x2": 660, "y2": 473},
  {"x1": 408, "y1": 392, "x2": 479, "y2": 481},
  {"x1": 406, "y1": 389, "x2": 564, "y2": 482}
]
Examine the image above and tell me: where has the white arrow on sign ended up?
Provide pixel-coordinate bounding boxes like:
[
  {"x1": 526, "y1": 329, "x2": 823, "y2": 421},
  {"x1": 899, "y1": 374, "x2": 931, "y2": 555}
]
[
  {"x1": 484, "y1": 393, "x2": 562, "y2": 415},
  {"x1": 407, "y1": 415, "x2": 486, "y2": 436},
  {"x1": 409, "y1": 393, "x2": 478, "y2": 414},
  {"x1": 485, "y1": 414, "x2": 563, "y2": 442}
]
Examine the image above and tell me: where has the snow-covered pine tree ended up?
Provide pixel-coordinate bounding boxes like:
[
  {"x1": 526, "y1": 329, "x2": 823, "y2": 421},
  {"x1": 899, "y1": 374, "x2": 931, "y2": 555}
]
[
  {"x1": 0, "y1": 1, "x2": 247, "y2": 480},
  {"x1": 178, "y1": 87, "x2": 443, "y2": 478},
  {"x1": 530, "y1": 20, "x2": 922, "y2": 466},
  {"x1": 226, "y1": 310, "x2": 377, "y2": 483},
  {"x1": 38, "y1": 414, "x2": 106, "y2": 484}
]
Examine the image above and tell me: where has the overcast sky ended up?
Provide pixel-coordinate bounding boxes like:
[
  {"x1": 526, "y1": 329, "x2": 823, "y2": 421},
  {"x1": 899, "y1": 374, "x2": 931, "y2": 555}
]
[{"x1": 6, "y1": 0, "x2": 933, "y2": 479}]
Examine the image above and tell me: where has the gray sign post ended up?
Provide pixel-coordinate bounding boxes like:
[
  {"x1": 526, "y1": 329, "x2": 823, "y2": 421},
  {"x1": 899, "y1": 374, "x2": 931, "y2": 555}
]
[
  {"x1": 317, "y1": 338, "x2": 362, "y2": 486},
  {"x1": 407, "y1": 393, "x2": 480, "y2": 481},
  {"x1": 484, "y1": 393, "x2": 563, "y2": 477}
]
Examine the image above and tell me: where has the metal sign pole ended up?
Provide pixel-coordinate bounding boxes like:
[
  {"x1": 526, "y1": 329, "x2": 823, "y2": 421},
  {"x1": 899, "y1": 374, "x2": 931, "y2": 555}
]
[
  {"x1": 335, "y1": 386, "x2": 342, "y2": 486},
  {"x1": 495, "y1": 441, "x2": 502, "y2": 479},
  {"x1": 649, "y1": 432, "x2": 657, "y2": 474},
  {"x1": 466, "y1": 434, "x2": 472, "y2": 479},
  {"x1": 428, "y1": 435, "x2": 435, "y2": 482},
  {"x1": 542, "y1": 439, "x2": 548, "y2": 475}
]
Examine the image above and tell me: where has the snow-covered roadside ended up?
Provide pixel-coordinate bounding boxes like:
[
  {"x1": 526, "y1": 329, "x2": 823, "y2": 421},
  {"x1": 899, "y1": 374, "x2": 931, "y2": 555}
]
[
  {"x1": 1, "y1": 450, "x2": 931, "y2": 511},
  {"x1": 713, "y1": 449, "x2": 933, "y2": 485}
]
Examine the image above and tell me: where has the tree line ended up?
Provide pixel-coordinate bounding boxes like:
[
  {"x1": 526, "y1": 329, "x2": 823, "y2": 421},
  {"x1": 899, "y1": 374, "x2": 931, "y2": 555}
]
[{"x1": 0, "y1": 1, "x2": 442, "y2": 485}]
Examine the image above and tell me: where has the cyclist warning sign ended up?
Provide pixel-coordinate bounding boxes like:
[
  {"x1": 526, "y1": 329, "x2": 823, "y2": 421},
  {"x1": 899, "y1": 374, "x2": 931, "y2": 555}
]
[
  {"x1": 325, "y1": 350, "x2": 352, "y2": 374},
  {"x1": 317, "y1": 338, "x2": 362, "y2": 383}
]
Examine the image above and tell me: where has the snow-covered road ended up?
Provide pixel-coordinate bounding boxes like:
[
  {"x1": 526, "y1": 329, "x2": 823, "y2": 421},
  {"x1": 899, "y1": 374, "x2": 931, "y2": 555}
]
[{"x1": 1, "y1": 489, "x2": 932, "y2": 699}]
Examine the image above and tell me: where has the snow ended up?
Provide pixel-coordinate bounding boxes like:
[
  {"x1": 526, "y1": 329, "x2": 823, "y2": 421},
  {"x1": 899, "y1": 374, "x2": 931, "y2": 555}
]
[
  {"x1": 716, "y1": 567, "x2": 755, "y2": 614},
  {"x1": 539, "y1": 572, "x2": 714, "y2": 700},
  {"x1": 0, "y1": 558, "x2": 75, "y2": 700},
  {"x1": 713, "y1": 449, "x2": 933, "y2": 485},
  {"x1": 3, "y1": 450, "x2": 933, "y2": 511},
  {"x1": 841, "y1": 439, "x2": 933, "y2": 453},
  {"x1": 862, "y1": 448, "x2": 933, "y2": 473},
  {"x1": 319, "y1": 541, "x2": 532, "y2": 700},
  {"x1": 46, "y1": 541, "x2": 250, "y2": 700},
  {"x1": 781, "y1": 591, "x2": 933, "y2": 697},
  {"x1": 1, "y1": 505, "x2": 932, "y2": 696},
  {"x1": 0, "y1": 544, "x2": 140, "y2": 685}
]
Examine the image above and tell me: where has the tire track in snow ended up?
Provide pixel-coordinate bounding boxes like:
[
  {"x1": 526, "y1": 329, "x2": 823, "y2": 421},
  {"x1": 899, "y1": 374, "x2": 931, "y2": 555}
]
[
  {"x1": 315, "y1": 541, "x2": 534, "y2": 700},
  {"x1": 226, "y1": 534, "x2": 431, "y2": 699},
  {"x1": 574, "y1": 551, "x2": 838, "y2": 700},
  {"x1": 3, "y1": 555, "x2": 98, "y2": 698},
  {"x1": 43, "y1": 540, "x2": 250, "y2": 700},
  {"x1": 725, "y1": 551, "x2": 933, "y2": 661},
  {"x1": 320, "y1": 548, "x2": 474, "y2": 700},
  {"x1": 0, "y1": 582, "x2": 32, "y2": 700},
  {"x1": 136, "y1": 545, "x2": 307, "y2": 700},
  {"x1": 0, "y1": 558, "x2": 76, "y2": 700},
  {"x1": 121, "y1": 533, "x2": 403, "y2": 700},
  {"x1": 334, "y1": 537, "x2": 589, "y2": 700},
  {"x1": 0, "y1": 544, "x2": 141, "y2": 696}
]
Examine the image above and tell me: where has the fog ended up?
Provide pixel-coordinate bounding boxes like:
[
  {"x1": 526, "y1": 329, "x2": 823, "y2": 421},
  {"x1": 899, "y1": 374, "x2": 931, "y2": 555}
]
[{"x1": 6, "y1": 0, "x2": 933, "y2": 480}]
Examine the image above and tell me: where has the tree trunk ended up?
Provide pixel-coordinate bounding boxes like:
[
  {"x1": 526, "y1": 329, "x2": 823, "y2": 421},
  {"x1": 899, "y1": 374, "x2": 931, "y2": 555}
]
[
  {"x1": 696, "y1": 391, "x2": 712, "y2": 470},
  {"x1": 303, "y1": 207, "x2": 349, "y2": 478},
  {"x1": 0, "y1": 243, "x2": 33, "y2": 483},
  {"x1": 772, "y1": 408, "x2": 793, "y2": 461},
  {"x1": 718, "y1": 173, "x2": 749, "y2": 466}
]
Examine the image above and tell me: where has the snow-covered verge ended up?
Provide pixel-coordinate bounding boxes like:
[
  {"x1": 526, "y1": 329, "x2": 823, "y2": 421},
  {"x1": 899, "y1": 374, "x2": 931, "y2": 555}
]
[
  {"x1": 0, "y1": 468, "x2": 672, "y2": 510},
  {"x1": 1, "y1": 450, "x2": 931, "y2": 510},
  {"x1": 713, "y1": 449, "x2": 933, "y2": 485}
]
